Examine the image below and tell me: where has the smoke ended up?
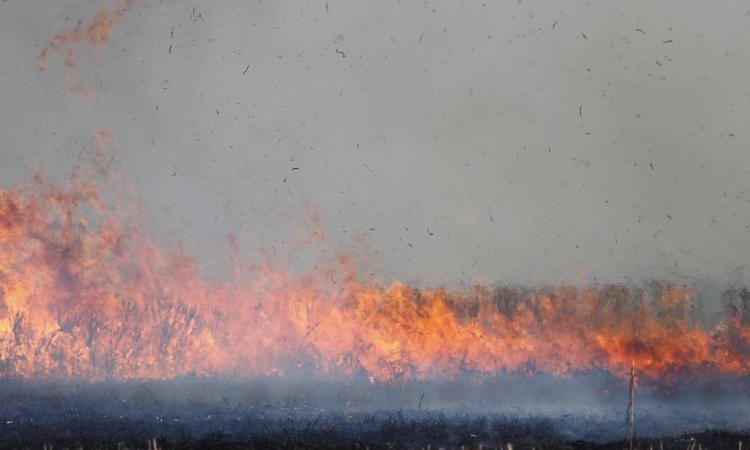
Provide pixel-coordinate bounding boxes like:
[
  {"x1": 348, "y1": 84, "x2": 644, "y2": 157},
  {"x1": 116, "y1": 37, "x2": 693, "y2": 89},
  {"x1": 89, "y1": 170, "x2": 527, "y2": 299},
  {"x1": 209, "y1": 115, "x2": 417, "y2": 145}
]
[{"x1": 2, "y1": 1, "x2": 750, "y2": 286}]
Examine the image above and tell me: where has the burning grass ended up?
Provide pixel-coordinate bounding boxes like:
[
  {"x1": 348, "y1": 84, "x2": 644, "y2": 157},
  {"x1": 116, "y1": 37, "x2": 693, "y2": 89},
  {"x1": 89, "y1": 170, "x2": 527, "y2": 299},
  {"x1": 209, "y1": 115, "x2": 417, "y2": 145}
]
[
  {"x1": 2, "y1": 151, "x2": 750, "y2": 449},
  {"x1": 3, "y1": 171, "x2": 750, "y2": 383}
]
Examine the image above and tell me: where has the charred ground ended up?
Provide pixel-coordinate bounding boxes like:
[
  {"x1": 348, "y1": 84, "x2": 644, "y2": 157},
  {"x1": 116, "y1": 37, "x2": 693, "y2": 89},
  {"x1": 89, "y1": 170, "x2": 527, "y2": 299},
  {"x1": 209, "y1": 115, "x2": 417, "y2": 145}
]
[{"x1": 0, "y1": 376, "x2": 748, "y2": 449}]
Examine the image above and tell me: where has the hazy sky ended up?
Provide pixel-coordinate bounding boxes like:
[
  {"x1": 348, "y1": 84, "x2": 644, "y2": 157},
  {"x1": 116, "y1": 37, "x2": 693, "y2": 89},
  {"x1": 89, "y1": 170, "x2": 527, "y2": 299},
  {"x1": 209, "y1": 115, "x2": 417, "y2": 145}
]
[{"x1": 1, "y1": 0, "x2": 750, "y2": 286}]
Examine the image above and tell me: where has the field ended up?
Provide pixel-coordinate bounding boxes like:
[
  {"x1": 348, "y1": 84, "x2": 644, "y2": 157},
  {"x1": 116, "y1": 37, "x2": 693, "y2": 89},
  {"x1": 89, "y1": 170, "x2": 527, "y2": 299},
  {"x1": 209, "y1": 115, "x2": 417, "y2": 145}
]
[{"x1": 1, "y1": 375, "x2": 748, "y2": 449}]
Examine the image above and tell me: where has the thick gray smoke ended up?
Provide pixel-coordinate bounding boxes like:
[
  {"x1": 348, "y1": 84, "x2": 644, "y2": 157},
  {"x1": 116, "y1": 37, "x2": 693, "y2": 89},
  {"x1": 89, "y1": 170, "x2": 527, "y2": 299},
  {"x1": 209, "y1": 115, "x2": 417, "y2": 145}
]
[{"x1": 1, "y1": 1, "x2": 750, "y2": 287}]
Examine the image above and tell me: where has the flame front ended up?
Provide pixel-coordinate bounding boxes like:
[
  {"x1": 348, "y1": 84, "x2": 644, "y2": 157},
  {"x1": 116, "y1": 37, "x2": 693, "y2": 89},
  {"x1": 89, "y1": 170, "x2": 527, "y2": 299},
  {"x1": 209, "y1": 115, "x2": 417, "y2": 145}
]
[{"x1": 2, "y1": 172, "x2": 750, "y2": 382}]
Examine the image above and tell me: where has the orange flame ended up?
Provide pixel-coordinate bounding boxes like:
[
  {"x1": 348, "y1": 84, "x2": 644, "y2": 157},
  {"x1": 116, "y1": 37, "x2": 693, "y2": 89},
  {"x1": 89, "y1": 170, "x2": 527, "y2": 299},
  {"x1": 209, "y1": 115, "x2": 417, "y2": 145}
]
[
  {"x1": 1, "y1": 165, "x2": 750, "y2": 382},
  {"x1": 39, "y1": 0, "x2": 134, "y2": 72},
  {"x1": 37, "y1": 0, "x2": 134, "y2": 96}
]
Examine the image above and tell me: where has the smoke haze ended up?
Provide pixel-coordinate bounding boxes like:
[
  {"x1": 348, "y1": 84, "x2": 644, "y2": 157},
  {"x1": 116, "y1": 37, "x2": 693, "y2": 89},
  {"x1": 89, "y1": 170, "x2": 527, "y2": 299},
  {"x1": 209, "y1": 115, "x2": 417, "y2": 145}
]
[{"x1": 2, "y1": 1, "x2": 750, "y2": 287}]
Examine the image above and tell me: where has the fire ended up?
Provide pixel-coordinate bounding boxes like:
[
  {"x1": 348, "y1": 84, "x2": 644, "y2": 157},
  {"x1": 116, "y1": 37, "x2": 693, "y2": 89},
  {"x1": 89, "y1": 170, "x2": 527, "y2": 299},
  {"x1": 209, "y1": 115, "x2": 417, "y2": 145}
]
[
  {"x1": 1, "y1": 164, "x2": 750, "y2": 382},
  {"x1": 37, "y1": 0, "x2": 134, "y2": 96},
  {"x1": 38, "y1": 0, "x2": 134, "y2": 72}
]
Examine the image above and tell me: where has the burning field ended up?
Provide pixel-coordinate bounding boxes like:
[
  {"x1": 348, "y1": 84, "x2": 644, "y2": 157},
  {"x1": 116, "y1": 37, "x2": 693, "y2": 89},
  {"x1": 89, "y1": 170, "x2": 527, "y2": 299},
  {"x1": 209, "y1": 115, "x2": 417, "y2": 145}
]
[
  {"x1": 5, "y1": 168, "x2": 750, "y2": 383},
  {"x1": 4, "y1": 0, "x2": 750, "y2": 448},
  {"x1": 2, "y1": 150, "x2": 750, "y2": 448}
]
